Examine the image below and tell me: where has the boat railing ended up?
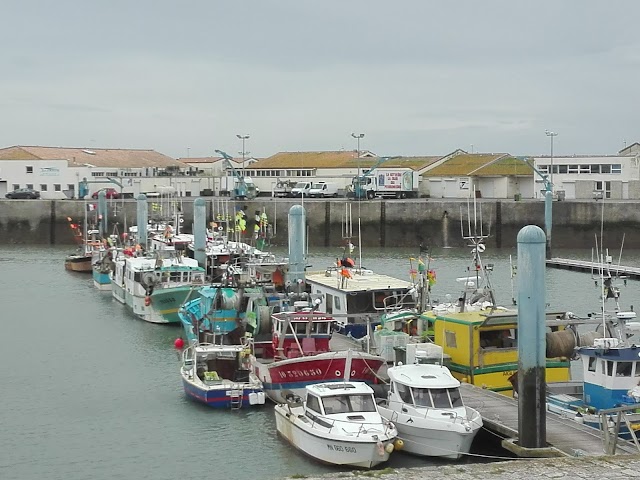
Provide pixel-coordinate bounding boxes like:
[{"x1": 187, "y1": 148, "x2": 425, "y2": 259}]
[{"x1": 308, "y1": 414, "x2": 395, "y2": 437}]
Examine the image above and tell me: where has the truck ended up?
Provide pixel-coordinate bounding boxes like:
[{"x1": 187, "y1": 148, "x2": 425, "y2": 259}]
[
  {"x1": 352, "y1": 167, "x2": 420, "y2": 199},
  {"x1": 308, "y1": 181, "x2": 339, "y2": 198},
  {"x1": 272, "y1": 179, "x2": 297, "y2": 198},
  {"x1": 290, "y1": 181, "x2": 314, "y2": 197}
]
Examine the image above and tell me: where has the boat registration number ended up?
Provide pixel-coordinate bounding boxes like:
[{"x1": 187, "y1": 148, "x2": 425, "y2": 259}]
[{"x1": 327, "y1": 444, "x2": 356, "y2": 453}]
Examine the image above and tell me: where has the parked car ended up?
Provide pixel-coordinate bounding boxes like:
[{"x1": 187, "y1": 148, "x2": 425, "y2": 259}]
[
  {"x1": 5, "y1": 188, "x2": 40, "y2": 199},
  {"x1": 91, "y1": 188, "x2": 121, "y2": 199}
]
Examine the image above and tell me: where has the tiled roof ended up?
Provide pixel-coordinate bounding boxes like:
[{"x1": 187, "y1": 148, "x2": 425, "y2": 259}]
[
  {"x1": 0, "y1": 146, "x2": 184, "y2": 168},
  {"x1": 251, "y1": 152, "x2": 439, "y2": 171},
  {"x1": 252, "y1": 151, "x2": 359, "y2": 169},
  {"x1": 177, "y1": 156, "x2": 224, "y2": 164},
  {"x1": 423, "y1": 153, "x2": 533, "y2": 177}
]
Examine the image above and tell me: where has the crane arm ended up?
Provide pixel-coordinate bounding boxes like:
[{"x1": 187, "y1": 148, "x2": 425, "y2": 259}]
[
  {"x1": 215, "y1": 150, "x2": 244, "y2": 180},
  {"x1": 516, "y1": 156, "x2": 551, "y2": 193}
]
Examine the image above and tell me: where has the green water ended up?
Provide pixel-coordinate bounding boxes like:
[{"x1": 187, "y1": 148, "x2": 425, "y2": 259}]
[{"x1": 1, "y1": 244, "x2": 638, "y2": 480}]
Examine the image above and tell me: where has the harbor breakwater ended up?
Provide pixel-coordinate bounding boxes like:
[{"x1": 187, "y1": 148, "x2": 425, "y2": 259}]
[{"x1": 0, "y1": 198, "x2": 636, "y2": 249}]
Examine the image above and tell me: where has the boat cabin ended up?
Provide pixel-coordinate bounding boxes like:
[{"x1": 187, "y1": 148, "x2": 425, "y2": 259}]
[
  {"x1": 423, "y1": 309, "x2": 573, "y2": 394},
  {"x1": 579, "y1": 338, "x2": 640, "y2": 411},
  {"x1": 186, "y1": 343, "x2": 252, "y2": 384},
  {"x1": 303, "y1": 383, "x2": 378, "y2": 420},
  {"x1": 305, "y1": 268, "x2": 416, "y2": 338},
  {"x1": 269, "y1": 311, "x2": 335, "y2": 360},
  {"x1": 385, "y1": 364, "x2": 464, "y2": 411}
]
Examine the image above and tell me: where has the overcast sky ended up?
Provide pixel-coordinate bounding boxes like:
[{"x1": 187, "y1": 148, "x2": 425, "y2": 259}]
[{"x1": 1, "y1": 1, "x2": 638, "y2": 159}]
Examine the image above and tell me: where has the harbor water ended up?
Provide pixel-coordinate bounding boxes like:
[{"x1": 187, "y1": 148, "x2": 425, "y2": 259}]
[{"x1": 1, "y1": 244, "x2": 639, "y2": 480}]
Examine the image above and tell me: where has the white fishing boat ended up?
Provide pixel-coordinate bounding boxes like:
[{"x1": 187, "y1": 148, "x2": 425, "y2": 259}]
[
  {"x1": 111, "y1": 248, "x2": 205, "y2": 324},
  {"x1": 274, "y1": 382, "x2": 399, "y2": 468},
  {"x1": 376, "y1": 360, "x2": 483, "y2": 459}
]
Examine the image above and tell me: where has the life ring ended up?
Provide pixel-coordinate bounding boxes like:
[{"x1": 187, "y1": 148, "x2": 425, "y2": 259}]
[
  {"x1": 145, "y1": 296, "x2": 151, "y2": 306},
  {"x1": 335, "y1": 370, "x2": 341, "y2": 377}
]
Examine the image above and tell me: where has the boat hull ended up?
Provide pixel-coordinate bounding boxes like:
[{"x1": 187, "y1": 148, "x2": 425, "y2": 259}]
[
  {"x1": 93, "y1": 269, "x2": 112, "y2": 290},
  {"x1": 377, "y1": 404, "x2": 481, "y2": 459},
  {"x1": 181, "y1": 376, "x2": 265, "y2": 409},
  {"x1": 274, "y1": 405, "x2": 393, "y2": 468},
  {"x1": 252, "y1": 351, "x2": 385, "y2": 404},
  {"x1": 151, "y1": 286, "x2": 200, "y2": 324},
  {"x1": 65, "y1": 255, "x2": 92, "y2": 273}
]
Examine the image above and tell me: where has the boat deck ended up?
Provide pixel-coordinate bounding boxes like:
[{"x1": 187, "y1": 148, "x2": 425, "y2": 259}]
[{"x1": 460, "y1": 383, "x2": 639, "y2": 457}]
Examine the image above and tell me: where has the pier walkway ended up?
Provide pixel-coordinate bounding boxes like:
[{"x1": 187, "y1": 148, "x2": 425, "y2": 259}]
[
  {"x1": 460, "y1": 383, "x2": 639, "y2": 457},
  {"x1": 546, "y1": 257, "x2": 640, "y2": 279}
]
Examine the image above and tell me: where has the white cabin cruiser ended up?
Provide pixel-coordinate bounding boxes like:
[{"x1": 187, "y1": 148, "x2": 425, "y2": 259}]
[
  {"x1": 377, "y1": 363, "x2": 483, "y2": 459},
  {"x1": 274, "y1": 382, "x2": 399, "y2": 469}
]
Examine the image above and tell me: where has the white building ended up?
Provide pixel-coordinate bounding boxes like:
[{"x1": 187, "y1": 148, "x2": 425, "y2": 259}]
[
  {"x1": 531, "y1": 152, "x2": 640, "y2": 200},
  {"x1": 0, "y1": 146, "x2": 200, "y2": 199},
  {"x1": 423, "y1": 151, "x2": 534, "y2": 199}
]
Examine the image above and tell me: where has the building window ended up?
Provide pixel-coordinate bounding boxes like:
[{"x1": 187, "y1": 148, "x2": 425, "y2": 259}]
[
  {"x1": 579, "y1": 165, "x2": 590, "y2": 174},
  {"x1": 26, "y1": 184, "x2": 33, "y2": 189},
  {"x1": 67, "y1": 184, "x2": 75, "y2": 191},
  {"x1": 612, "y1": 164, "x2": 622, "y2": 174},
  {"x1": 568, "y1": 165, "x2": 579, "y2": 174},
  {"x1": 26, "y1": 166, "x2": 33, "y2": 174},
  {"x1": 54, "y1": 184, "x2": 61, "y2": 192},
  {"x1": 40, "y1": 184, "x2": 48, "y2": 191},
  {"x1": 600, "y1": 164, "x2": 611, "y2": 174},
  {"x1": 12, "y1": 184, "x2": 19, "y2": 190},
  {"x1": 91, "y1": 172, "x2": 104, "y2": 177},
  {"x1": 444, "y1": 330, "x2": 457, "y2": 348},
  {"x1": 558, "y1": 165, "x2": 568, "y2": 174},
  {"x1": 590, "y1": 165, "x2": 600, "y2": 174},
  {"x1": 538, "y1": 165, "x2": 548, "y2": 173}
]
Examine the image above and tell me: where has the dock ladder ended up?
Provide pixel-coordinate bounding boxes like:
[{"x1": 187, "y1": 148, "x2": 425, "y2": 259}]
[{"x1": 229, "y1": 386, "x2": 243, "y2": 410}]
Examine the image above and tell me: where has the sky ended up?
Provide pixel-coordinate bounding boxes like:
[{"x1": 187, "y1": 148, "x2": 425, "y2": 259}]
[{"x1": 2, "y1": 1, "x2": 639, "y2": 160}]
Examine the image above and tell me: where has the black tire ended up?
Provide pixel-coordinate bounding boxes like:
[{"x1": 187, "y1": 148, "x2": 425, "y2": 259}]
[
  {"x1": 400, "y1": 192, "x2": 407, "y2": 199},
  {"x1": 366, "y1": 191, "x2": 375, "y2": 200}
]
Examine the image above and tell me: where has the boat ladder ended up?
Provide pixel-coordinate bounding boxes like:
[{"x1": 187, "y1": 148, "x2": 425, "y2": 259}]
[{"x1": 229, "y1": 387, "x2": 243, "y2": 410}]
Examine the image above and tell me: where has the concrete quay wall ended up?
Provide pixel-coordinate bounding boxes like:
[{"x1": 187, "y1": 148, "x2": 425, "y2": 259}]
[
  {"x1": 0, "y1": 198, "x2": 638, "y2": 249},
  {"x1": 285, "y1": 455, "x2": 640, "y2": 480}
]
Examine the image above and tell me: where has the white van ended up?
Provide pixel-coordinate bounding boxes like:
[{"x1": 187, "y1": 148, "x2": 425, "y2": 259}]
[
  {"x1": 290, "y1": 181, "x2": 313, "y2": 197},
  {"x1": 309, "y1": 182, "x2": 339, "y2": 198}
]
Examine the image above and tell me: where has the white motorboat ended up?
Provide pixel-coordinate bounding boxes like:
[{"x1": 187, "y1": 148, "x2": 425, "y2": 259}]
[
  {"x1": 376, "y1": 363, "x2": 483, "y2": 459},
  {"x1": 274, "y1": 382, "x2": 399, "y2": 469}
]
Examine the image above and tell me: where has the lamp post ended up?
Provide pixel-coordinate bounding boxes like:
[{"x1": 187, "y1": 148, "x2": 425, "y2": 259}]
[
  {"x1": 236, "y1": 134, "x2": 250, "y2": 176},
  {"x1": 351, "y1": 133, "x2": 365, "y2": 198},
  {"x1": 545, "y1": 130, "x2": 558, "y2": 195}
]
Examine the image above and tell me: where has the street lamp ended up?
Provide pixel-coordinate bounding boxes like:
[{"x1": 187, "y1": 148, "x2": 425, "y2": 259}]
[
  {"x1": 236, "y1": 134, "x2": 250, "y2": 176},
  {"x1": 351, "y1": 131, "x2": 365, "y2": 180},
  {"x1": 545, "y1": 130, "x2": 558, "y2": 194}
]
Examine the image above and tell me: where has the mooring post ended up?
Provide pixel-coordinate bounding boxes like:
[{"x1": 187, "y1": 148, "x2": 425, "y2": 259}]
[
  {"x1": 287, "y1": 204, "x2": 306, "y2": 285},
  {"x1": 544, "y1": 190, "x2": 552, "y2": 259},
  {"x1": 98, "y1": 190, "x2": 108, "y2": 237},
  {"x1": 517, "y1": 224, "x2": 547, "y2": 448},
  {"x1": 193, "y1": 198, "x2": 207, "y2": 269},
  {"x1": 136, "y1": 194, "x2": 148, "y2": 248}
]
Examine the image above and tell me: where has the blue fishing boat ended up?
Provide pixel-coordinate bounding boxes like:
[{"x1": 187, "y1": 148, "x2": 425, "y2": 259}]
[
  {"x1": 179, "y1": 286, "x2": 272, "y2": 345},
  {"x1": 180, "y1": 339, "x2": 266, "y2": 409},
  {"x1": 546, "y1": 254, "x2": 640, "y2": 440}
]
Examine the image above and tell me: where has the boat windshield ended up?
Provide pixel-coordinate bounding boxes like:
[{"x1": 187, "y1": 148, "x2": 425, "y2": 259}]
[
  {"x1": 322, "y1": 394, "x2": 376, "y2": 414},
  {"x1": 411, "y1": 387, "x2": 464, "y2": 408}
]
